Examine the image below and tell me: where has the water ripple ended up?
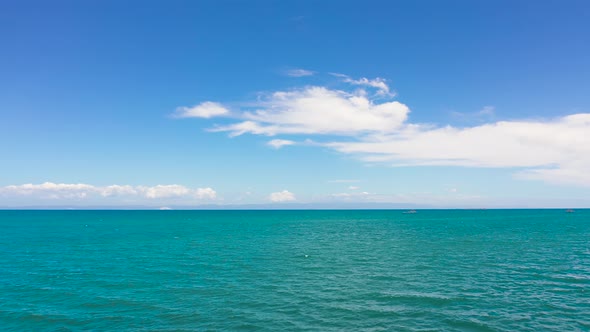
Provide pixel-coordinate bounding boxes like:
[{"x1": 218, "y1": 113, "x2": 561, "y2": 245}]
[{"x1": 0, "y1": 209, "x2": 589, "y2": 331}]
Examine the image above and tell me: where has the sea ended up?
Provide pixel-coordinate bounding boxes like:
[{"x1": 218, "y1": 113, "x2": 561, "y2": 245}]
[{"x1": 0, "y1": 209, "x2": 588, "y2": 331}]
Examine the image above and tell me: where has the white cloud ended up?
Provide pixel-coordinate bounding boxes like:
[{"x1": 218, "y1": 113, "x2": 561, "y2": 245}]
[
  {"x1": 286, "y1": 68, "x2": 315, "y2": 77},
  {"x1": 331, "y1": 73, "x2": 393, "y2": 97},
  {"x1": 142, "y1": 185, "x2": 191, "y2": 199},
  {"x1": 0, "y1": 182, "x2": 218, "y2": 201},
  {"x1": 0, "y1": 182, "x2": 95, "y2": 199},
  {"x1": 327, "y1": 114, "x2": 590, "y2": 185},
  {"x1": 211, "y1": 86, "x2": 409, "y2": 136},
  {"x1": 179, "y1": 74, "x2": 590, "y2": 187},
  {"x1": 348, "y1": 186, "x2": 360, "y2": 190},
  {"x1": 101, "y1": 185, "x2": 137, "y2": 196},
  {"x1": 267, "y1": 139, "x2": 295, "y2": 149},
  {"x1": 269, "y1": 190, "x2": 296, "y2": 202},
  {"x1": 174, "y1": 101, "x2": 229, "y2": 118},
  {"x1": 195, "y1": 187, "x2": 217, "y2": 199}
]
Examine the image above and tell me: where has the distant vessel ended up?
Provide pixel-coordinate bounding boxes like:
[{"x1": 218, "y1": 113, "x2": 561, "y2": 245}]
[
  {"x1": 403, "y1": 210, "x2": 417, "y2": 214},
  {"x1": 566, "y1": 209, "x2": 575, "y2": 213}
]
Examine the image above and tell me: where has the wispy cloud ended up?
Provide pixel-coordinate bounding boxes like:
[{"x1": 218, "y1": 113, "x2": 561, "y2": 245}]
[
  {"x1": 285, "y1": 68, "x2": 315, "y2": 77},
  {"x1": 451, "y1": 105, "x2": 495, "y2": 121},
  {"x1": 331, "y1": 73, "x2": 393, "y2": 97},
  {"x1": 267, "y1": 139, "x2": 296, "y2": 149},
  {"x1": 174, "y1": 101, "x2": 229, "y2": 118},
  {"x1": 331, "y1": 191, "x2": 370, "y2": 198},
  {"x1": 478, "y1": 106, "x2": 495, "y2": 116}
]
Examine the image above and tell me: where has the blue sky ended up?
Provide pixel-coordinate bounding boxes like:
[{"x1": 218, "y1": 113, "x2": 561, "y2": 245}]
[{"x1": 1, "y1": 0, "x2": 589, "y2": 208}]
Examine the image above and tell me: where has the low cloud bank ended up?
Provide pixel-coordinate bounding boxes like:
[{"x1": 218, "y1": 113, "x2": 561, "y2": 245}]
[{"x1": 0, "y1": 182, "x2": 217, "y2": 200}]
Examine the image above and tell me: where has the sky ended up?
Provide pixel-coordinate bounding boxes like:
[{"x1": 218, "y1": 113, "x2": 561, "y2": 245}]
[{"x1": 1, "y1": 0, "x2": 590, "y2": 208}]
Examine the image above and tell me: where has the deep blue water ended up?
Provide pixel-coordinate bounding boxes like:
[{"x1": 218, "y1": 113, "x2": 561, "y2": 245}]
[{"x1": 0, "y1": 210, "x2": 589, "y2": 331}]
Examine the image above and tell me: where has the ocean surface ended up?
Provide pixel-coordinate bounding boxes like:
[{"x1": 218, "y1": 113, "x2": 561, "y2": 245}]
[{"x1": 0, "y1": 210, "x2": 589, "y2": 331}]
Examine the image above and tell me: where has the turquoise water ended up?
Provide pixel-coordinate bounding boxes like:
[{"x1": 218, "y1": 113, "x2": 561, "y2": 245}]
[{"x1": 0, "y1": 210, "x2": 589, "y2": 331}]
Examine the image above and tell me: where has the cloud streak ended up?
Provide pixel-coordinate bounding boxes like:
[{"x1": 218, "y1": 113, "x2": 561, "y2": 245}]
[
  {"x1": 267, "y1": 139, "x2": 296, "y2": 149},
  {"x1": 285, "y1": 68, "x2": 315, "y2": 77},
  {"x1": 174, "y1": 101, "x2": 229, "y2": 118}
]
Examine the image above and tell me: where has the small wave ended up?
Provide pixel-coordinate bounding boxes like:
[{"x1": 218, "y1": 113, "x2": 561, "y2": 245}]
[
  {"x1": 382, "y1": 291, "x2": 455, "y2": 301},
  {"x1": 445, "y1": 317, "x2": 496, "y2": 332}
]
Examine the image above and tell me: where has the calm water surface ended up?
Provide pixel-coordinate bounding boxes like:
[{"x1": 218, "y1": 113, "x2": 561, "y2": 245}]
[{"x1": 0, "y1": 210, "x2": 589, "y2": 331}]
